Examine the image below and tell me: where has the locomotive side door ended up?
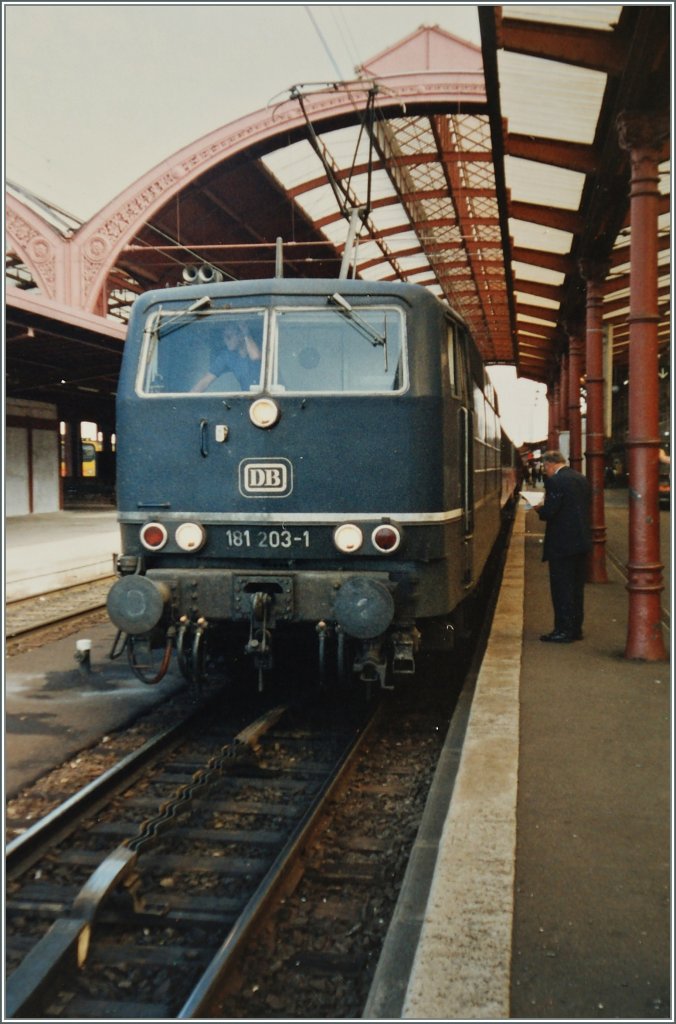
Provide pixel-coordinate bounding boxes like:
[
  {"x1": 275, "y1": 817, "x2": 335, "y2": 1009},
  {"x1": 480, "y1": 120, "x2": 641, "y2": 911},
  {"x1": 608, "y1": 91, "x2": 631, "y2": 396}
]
[{"x1": 449, "y1": 322, "x2": 474, "y2": 587}]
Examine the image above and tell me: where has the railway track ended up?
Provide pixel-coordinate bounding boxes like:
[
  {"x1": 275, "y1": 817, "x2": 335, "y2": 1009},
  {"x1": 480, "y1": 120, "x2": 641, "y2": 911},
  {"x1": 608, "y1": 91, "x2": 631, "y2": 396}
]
[
  {"x1": 5, "y1": 578, "x2": 114, "y2": 655},
  {"x1": 5, "y1": 691, "x2": 384, "y2": 1018},
  {"x1": 6, "y1": 512, "x2": 513, "y2": 1017}
]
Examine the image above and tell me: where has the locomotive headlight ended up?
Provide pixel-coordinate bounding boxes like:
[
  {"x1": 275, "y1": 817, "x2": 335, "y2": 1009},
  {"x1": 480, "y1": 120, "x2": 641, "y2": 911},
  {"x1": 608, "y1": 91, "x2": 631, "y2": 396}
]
[
  {"x1": 140, "y1": 522, "x2": 168, "y2": 551},
  {"x1": 249, "y1": 397, "x2": 280, "y2": 429},
  {"x1": 334, "y1": 523, "x2": 363, "y2": 553},
  {"x1": 371, "y1": 523, "x2": 402, "y2": 553},
  {"x1": 175, "y1": 522, "x2": 206, "y2": 552}
]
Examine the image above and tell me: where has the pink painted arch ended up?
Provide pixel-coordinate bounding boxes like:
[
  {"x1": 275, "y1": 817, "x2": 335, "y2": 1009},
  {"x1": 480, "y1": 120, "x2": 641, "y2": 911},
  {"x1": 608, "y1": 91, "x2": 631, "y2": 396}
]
[
  {"x1": 72, "y1": 25, "x2": 486, "y2": 312},
  {"x1": 6, "y1": 193, "x2": 69, "y2": 303}
]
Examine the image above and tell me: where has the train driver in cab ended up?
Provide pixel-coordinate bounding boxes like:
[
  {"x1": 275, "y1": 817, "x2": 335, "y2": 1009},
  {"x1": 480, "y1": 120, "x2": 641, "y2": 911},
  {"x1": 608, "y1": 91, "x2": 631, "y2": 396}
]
[{"x1": 192, "y1": 320, "x2": 262, "y2": 392}]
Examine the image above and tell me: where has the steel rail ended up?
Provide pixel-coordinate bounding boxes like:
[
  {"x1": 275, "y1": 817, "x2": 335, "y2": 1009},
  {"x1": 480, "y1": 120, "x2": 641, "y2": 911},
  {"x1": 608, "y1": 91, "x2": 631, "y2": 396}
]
[
  {"x1": 178, "y1": 701, "x2": 382, "y2": 1018},
  {"x1": 6, "y1": 702, "x2": 205, "y2": 880},
  {"x1": 5, "y1": 578, "x2": 114, "y2": 638},
  {"x1": 5, "y1": 703, "x2": 289, "y2": 1019},
  {"x1": 6, "y1": 601, "x2": 109, "y2": 638}
]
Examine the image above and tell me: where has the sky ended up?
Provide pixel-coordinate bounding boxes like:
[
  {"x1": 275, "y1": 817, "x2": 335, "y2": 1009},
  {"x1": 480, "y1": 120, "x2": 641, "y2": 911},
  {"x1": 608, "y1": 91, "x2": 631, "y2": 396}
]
[{"x1": 4, "y1": 2, "x2": 548, "y2": 444}]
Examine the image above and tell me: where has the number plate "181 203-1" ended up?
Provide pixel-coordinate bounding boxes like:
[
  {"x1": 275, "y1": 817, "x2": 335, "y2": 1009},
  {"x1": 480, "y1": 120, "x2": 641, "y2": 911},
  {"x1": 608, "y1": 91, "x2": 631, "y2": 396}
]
[{"x1": 223, "y1": 528, "x2": 311, "y2": 550}]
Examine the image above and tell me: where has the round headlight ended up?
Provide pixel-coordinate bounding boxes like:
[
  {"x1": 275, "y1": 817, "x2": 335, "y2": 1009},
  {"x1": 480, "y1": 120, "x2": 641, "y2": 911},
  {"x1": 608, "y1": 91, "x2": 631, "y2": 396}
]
[
  {"x1": 371, "y1": 524, "x2": 401, "y2": 553},
  {"x1": 334, "y1": 523, "x2": 363, "y2": 553},
  {"x1": 175, "y1": 522, "x2": 206, "y2": 552},
  {"x1": 249, "y1": 397, "x2": 280, "y2": 429},
  {"x1": 140, "y1": 522, "x2": 168, "y2": 551}
]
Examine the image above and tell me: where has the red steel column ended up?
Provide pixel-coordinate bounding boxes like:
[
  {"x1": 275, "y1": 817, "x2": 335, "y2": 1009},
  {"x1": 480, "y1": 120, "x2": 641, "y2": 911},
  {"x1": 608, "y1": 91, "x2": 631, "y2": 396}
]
[
  {"x1": 559, "y1": 352, "x2": 569, "y2": 432},
  {"x1": 617, "y1": 112, "x2": 667, "y2": 660},
  {"x1": 579, "y1": 260, "x2": 609, "y2": 583},
  {"x1": 547, "y1": 382, "x2": 559, "y2": 450},
  {"x1": 567, "y1": 331, "x2": 584, "y2": 472}
]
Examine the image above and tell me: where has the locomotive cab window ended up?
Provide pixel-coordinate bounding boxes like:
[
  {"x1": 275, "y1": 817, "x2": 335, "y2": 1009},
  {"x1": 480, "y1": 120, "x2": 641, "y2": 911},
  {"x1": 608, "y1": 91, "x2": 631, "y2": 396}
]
[
  {"x1": 271, "y1": 307, "x2": 405, "y2": 394},
  {"x1": 139, "y1": 308, "x2": 266, "y2": 395}
]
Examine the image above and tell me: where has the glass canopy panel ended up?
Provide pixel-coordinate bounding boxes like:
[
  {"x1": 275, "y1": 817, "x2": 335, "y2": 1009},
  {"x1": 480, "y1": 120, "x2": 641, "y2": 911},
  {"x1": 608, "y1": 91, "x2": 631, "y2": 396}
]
[
  {"x1": 503, "y1": 5, "x2": 622, "y2": 31},
  {"x1": 396, "y1": 253, "x2": 432, "y2": 274},
  {"x1": 512, "y1": 261, "x2": 565, "y2": 287},
  {"x1": 261, "y1": 141, "x2": 326, "y2": 191},
  {"x1": 498, "y1": 51, "x2": 606, "y2": 144},
  {"x1": 519, "y1": 312, "x2": 558, "y2": 327},
  {"x1": 505, "y1": 156, "x2": 586, "y2": 210},
  {"x1": 354, "y1": 240, "x2": 386, "y2": 263},
  {"x1": 294, "y1": 184, "x2": 342, "y2": 222},
  {"x1": 510, "y1": 219, "x2": 574, "y2": 255},
  {"x1": 515, "y1": 292, "x2": 560, "y2": 310},
  {"x1": 387, "y1": 231, "x2": 425, "y2": 251},
  {"x1": 367, "y1": 204, "x2": 413, "y2": 233}
]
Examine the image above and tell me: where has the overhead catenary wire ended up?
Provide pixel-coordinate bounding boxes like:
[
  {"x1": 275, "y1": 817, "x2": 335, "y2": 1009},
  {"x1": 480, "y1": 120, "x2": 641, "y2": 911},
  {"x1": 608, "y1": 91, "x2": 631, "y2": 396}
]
[
  {"x1": 304, "y1": 5, "x2": 346, "y2": 81},
  {"x1": 331, "y1": 7, "x2": 362, "y2": 73},
  {"x1": 129, "y1": 222, "x2": 239, "y2": 282}
]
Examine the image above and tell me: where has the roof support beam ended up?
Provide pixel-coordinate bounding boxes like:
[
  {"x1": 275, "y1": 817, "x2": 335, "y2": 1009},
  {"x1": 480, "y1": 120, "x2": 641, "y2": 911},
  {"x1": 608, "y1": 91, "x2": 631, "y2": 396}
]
[
  {"x1": 516, "y1": 302, "x2": 558, "y2": 324},
  {"x1": 512, "y1": 247, "x2": 574, "y2": 275},
  {"x1": 288, "y1": 151, "x2": 494, "y2": 198},
  {"x1": 513, "y1": 279, "x2": 564, "y2": 304},
  {"x1": 499, "y1": 16, "x2": 630, "y2": 75},
  {"x1": 516, "y1": 323, "x2": 557, "y2": 341},
  {"x1": 431, "y1": 114, "x2": 513, "y2": 359},
  {"x1": 507, "y1": 134, "x2": 598, "y2": 175},
  {"x1": 510, "y1": 201, "x2": 583, "y2": 235}
]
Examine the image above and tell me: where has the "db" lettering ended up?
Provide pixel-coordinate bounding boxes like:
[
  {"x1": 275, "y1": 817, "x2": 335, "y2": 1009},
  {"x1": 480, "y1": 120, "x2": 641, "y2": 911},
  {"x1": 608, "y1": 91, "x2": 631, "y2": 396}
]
[{"x1": 239, "y1": 459, "x2": 292, "y2": 497}]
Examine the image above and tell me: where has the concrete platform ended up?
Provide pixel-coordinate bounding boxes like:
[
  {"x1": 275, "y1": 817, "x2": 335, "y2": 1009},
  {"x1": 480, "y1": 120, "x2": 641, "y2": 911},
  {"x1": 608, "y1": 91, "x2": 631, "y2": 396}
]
[
  {"x1": 366, "y1": 496, "x2": 671, "y2": 1020},
  {"x1": 4, "y1": 509, "x2": 184, "y2": 796},
  {"x1": 4, "y1": 498, "x2": 672, "y2": 1017},
  {"x1": 4, "y1": 622, "x2": 186, "y2": 796},
  {"x1": 5, "y1": 509, "x2": 120, "y2": 601}
]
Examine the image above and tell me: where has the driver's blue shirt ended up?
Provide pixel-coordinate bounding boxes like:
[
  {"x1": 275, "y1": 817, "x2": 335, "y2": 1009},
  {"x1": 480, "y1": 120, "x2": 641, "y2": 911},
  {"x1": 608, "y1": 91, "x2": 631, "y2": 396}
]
[{"x1": 210, "y1": 347, "x2": 260, "y2": 390}]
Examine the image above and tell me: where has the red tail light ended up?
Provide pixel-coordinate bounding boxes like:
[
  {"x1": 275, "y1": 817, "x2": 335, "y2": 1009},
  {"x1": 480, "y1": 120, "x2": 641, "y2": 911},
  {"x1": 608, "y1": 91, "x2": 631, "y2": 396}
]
[
  {"x1": 371, "y1": 524, "x2": 401, "y2": 553},
  {"x1": 140, "y1": 522, "x2": 168, "y2": 550}
]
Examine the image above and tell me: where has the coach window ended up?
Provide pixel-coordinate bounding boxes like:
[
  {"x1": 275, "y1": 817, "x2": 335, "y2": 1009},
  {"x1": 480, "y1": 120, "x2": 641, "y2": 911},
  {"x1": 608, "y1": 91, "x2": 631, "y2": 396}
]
[
  {"x1": 272, "y1": 307, "x2": 405, "y2": 393},
  {"x1": 447, "y1": 324, "x2": 457, "y2": 395},
  {"x1": 473, "y1": 384, "x2": 486, "y2": 442},
  {"x1": 453, "y1": 332, "x2": 468, "y2": 402}
]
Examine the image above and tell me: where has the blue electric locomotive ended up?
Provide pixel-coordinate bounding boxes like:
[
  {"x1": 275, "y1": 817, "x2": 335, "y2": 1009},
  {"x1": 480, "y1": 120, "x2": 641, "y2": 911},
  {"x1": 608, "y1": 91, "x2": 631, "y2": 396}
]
[{"x1": 107, "y1": 277, "x2": 518, "y2": 690}]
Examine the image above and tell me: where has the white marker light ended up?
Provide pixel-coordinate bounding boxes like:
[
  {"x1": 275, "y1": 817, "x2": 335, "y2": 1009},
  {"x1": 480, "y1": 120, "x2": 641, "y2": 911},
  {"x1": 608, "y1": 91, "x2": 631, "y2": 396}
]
[{"x1": 334, "y1": 523, "x2": 364, "y2": 553}]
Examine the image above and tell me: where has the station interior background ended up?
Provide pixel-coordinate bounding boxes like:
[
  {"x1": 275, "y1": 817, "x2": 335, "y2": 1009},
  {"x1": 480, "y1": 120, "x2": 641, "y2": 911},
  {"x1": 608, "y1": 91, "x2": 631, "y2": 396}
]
[{"x1": 4, "y1": 5, "x2": 670, "y2": 516}]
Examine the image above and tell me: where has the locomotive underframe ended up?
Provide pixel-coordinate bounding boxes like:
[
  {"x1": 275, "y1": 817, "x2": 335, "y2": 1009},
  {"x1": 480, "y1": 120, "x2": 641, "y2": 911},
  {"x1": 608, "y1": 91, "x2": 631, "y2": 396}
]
[{"x1": 109, "y1": 502, "x2": 503, "y2": 690}]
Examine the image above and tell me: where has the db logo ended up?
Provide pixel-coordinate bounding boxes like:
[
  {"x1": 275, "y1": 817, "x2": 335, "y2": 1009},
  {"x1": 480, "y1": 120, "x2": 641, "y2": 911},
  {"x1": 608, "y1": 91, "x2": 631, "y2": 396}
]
[{"x1": 239, "y1": 459, "x2": 292, "y2": 497}]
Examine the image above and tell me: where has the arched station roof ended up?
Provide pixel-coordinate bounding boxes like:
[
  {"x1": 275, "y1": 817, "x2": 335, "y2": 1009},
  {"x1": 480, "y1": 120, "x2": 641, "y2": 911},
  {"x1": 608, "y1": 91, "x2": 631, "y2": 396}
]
[{"x1": 5, "y1": 6, "x2": 670, "y2": 413}]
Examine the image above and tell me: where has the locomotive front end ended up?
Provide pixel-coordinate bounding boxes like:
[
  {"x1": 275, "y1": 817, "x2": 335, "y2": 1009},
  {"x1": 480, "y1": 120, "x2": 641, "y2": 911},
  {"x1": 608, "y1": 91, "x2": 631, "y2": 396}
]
[{"x1": 109, "y1": 279, "x2": 448, "y2": 691}]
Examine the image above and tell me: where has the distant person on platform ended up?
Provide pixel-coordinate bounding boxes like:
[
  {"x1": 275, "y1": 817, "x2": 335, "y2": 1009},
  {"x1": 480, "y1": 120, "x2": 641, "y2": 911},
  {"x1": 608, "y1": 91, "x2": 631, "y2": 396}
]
[{"x1": 531, "y1": 450, "x2": 592, "y2": 644}]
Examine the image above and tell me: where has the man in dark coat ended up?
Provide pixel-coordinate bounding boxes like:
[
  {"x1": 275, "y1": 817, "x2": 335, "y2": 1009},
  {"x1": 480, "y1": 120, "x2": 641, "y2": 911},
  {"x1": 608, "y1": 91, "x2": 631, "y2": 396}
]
[{"x1": 535, "y1": 450, "x2": 592, "y2": 643}]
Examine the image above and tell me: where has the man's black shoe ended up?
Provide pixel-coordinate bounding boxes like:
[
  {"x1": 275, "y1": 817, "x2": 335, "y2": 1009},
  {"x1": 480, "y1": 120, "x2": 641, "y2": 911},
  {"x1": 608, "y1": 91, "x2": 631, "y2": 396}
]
[{"x1": 540, "y1": 630, "x2": 574, "y2": 643}]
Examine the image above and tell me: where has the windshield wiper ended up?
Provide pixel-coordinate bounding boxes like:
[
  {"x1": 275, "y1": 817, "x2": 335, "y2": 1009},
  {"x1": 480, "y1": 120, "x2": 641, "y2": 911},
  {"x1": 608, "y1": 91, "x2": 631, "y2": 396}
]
[
  {"x1": 328, "y1": 292, "x2": 388, "y2": 372},
  {"x1": 143, "y1": 297, "x2": 213, "y2": 389},
  {"x1": 154, "y1": 295, "x2": 213, "y2": 340}
]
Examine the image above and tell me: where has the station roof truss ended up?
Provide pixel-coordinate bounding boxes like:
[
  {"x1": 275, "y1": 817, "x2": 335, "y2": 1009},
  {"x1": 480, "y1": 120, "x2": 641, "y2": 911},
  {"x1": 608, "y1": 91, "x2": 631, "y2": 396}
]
[
  {"x1": 482, "y1": 5, "x2": 670, "y2": 383},
  {"x1": 5, "y1": 6, "x2": 671, "y2": 409}
]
